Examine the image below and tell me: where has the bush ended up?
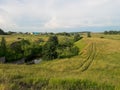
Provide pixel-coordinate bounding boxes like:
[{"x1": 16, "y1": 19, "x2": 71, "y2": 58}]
[
  {"x1": 58, "y1": 46, "x2": 79, "y2": 58},
  {"x1": 87, "y1": 32, "x2": 91, "y2": 37},
  {"x1": 0, "y1": 37, "x2": 7, "y2": 57},
  {"x1": 74, "y1": 34, "x2": 83, "y2": 42},
  {"x1": 42, "y1": 36, "x2": 58, "y2": 60},
  {"x1": 0, "y1": 28, "x2": 6, "y2": 35}
]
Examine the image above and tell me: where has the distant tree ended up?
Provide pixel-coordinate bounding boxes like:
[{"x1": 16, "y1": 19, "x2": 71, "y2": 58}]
[
  {"x1": 56, "y1": 32, "x2": 70, "y2": 36},
  {"x1": 104, "y1": 31, "x2": 108, "y2": 34},
  {"x1": 104, "y1": 30, "x2": 120, "y2": 35},
  {"x1": 0, "y1": 28, "x2": 5, "y2": 35},
  {"x1": 59, "y1": 38, "x2": 73, "y2": 48},
  {"x1": 0, "y1": 37, "x2": 6, "y2": 56},
  {"x1": 7, "y1": 31, "x2": 16, "y2": 35},
  {"x1": 74, "y1": 34, "x2": 82, "y2": 42},
  {"x1": 87, "y1": 32, "x2": 91, "y2": 37}
]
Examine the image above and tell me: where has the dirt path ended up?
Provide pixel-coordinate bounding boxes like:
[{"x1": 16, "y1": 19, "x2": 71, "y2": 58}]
[{"x1": 80, "y1": 42, "x2": 97, "y2": 72}]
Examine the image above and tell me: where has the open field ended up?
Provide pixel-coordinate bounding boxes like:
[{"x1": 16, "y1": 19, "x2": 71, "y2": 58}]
[{"x1": 0, "y1": 33, "x2": 120, "y2": 90}]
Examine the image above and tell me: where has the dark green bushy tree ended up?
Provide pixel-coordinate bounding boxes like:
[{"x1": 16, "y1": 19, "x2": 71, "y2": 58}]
[
  {"x1": 37, "y1": 38, "x2": 44, "y2": 43},
  {"x1": 43, "y1": 36, "x2": 58, "y2": 60},
  {"x1": 58, "y1": 37, "x2": 79, "y2": 58},
  {"x1": 104, "y1": 30, "x2": 120, "y2": 34},
  {"x1": 48, "y1": 35, "x2": 58, "y2": 46},
  {"x1": 74, "y1": 34, "x2": 82, "y2": 42},
  {"x1": 25, "y1": 42, "x2": 42, "y2": 62},
  {"x1": 9, "y1": 41, "x2": 23, "y2": 60},
  {"x1": 6, "y1": 39, "x2": 31, "y2": 61},
  {"x1": 71, "y1": 46, "x2": 79, "y2": 55},
  {"x1": 59, "y1": 38, "x2": 73, "y2": 48},
  {"x1": 0, "y1": 37, "x2": 6, "y2": 57},
  {"x1": 87, "y1": 32, "x2": 91, "y2": 37},
  {"x1": 0, "y1": 28, "x2": 5, "y2": 35},
  {"x1": 31, "y1": 43, "x2": 42, "y2": 56},
  {"x1": 21, "y1": 39, "x2": 31, "y2": 57}
]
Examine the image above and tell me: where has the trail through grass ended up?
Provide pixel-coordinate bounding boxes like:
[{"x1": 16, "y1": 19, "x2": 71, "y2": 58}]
[{"x1": 0, "y1": 34, "x2": 120, "y2": 90}]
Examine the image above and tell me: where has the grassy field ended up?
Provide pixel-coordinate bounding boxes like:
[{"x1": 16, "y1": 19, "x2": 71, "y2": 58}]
[{"x1": 0, "y1": 33, "x2": 120, "y2": 90}]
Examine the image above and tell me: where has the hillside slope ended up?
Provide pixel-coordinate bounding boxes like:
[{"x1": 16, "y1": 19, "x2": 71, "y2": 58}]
[{"x1": 0, "y1": 37, "x2": 120, "y2": 90}]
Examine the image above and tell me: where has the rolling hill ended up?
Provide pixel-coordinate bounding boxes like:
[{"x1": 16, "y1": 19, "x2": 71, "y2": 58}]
[{"x1": 0, "y1": 34, "x2": 120, "y2": 90}]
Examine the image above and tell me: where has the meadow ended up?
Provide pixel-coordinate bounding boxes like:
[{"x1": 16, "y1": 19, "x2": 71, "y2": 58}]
[{"x1": 0, "y1": 33, "x2": 120, "y2": 90}]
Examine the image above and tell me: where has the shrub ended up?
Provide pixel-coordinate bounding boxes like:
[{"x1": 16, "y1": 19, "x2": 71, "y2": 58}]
[
  {"x1": 0, "y1": 37, "x2": 7, "y2": 57},
  {"x1": 74, "y1": 34, "x2": 83, "y2": 42},
  {"x1": 42, "y1": 36, "x2": 58, "y2": 60},
  {"x1": 87, "y1": 32, "x2": 91, "y2": 37}
]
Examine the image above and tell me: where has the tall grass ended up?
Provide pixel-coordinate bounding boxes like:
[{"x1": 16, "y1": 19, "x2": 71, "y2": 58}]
[
  {"x1": 0, "y1": 76, "x2": 115, "y2": 90},
  {"x1": 0, "y1": 34, "x2": 120, "y2": 90}
]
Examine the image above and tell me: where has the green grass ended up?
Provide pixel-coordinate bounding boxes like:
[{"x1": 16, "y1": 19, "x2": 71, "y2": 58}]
[
  {"x1": 0, "y1": 34, "x2": 120, "y2": 90},
  {"x1": 0, "y1": 34, "x2": 49, "y2": 44}
]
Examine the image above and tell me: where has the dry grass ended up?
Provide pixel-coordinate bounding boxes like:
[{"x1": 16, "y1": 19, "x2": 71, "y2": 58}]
[{"x1": 0, "y1": 34, "x2": 120, "y2": 90}]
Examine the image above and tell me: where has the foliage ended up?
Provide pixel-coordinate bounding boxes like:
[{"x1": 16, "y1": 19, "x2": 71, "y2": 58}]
[
  {"x1": 58, "y1": 37, "x2": 79, "y2": 58},
  {"x1": 47, "y1": 35, "x2": 58, "y2": 46},
  {"x1": 0, "y1": 35, "x2": 120, "y2": 89},
  {"x1": 58, "y1": 46, "x2": 79, "y2": 58},
  {"x1": 42, "y1": 36, "x2": 58, "y2": 60},
  {"x1": 74, "y1": 34, "x2": 83, "y2": 42},
  {"x1": 21, "y1": 39, "x2": 31, "y2": 57},
  {"x1": 56, "y1": 32, "x2": 71, "y2": 36},
  {"x1": 30, "y1": 43, "x2": 42, "y2": 56},
  {"x1": 104, "y1": 30, "x2": 120, "y2": 35},
  {"x1": 0, "y1": 75, "x2": 114, "y2": 90},
  {"x1": 59, "y1": 37, "x2": 73, "y2": 48},
  {"x1": 0, "y1": 37, "x2": 7, "y2": 57},
  {"x1": 87, "y1": 32, "x2": 91, "y2": 37},
  {"x1": 36, "y1": 38, "x2": 44, "y2": 43},
  {"x1": 6, "y1": 41, "x2": 23, "y2": 61},
  {"x1": 0, "y1": 28, "x2": 6, "y2": 35}
]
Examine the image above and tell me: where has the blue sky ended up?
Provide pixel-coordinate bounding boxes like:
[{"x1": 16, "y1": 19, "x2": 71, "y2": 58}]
[{"x1": 0, "y1": 0, "x2": 120, "y2": 32}]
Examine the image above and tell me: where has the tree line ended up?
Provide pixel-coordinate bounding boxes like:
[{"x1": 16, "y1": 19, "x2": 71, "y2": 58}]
[
  {"x1": 104, "y1": 30, "x2": 120, "y2": 35},
  {"x1": 0, "y1": 35, "x2": 80, "y2": 63}
]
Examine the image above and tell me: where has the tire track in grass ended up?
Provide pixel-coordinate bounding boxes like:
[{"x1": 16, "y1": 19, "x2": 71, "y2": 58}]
[
  {"x1": 80, "y1": 43, "x2": 94, "y2": 68},
  {"x1": 39, "y1": 42, "x2": 97, "y2": 72},
  {"x1": 73, "y1": 43, "x2": 94, "y2": 70},
  {"x1": 81, "y1": 42, "x2": 97, "y2": 72}
]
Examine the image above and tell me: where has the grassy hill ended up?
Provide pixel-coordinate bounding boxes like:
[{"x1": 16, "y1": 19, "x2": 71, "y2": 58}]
[{"x1": 0, "y1": 34, "x2": 120, "y2": 90}]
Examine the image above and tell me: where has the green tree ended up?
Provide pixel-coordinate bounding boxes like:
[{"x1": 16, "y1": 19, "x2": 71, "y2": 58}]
[
  {"x1": 87, "y1": 32, "x2": 91, "y2": 37},
  {"x1": 31, "y1": 43, "x2": 42, "y2": 56},
  {"x1": 0, "y1": 37, "x2": 6, "y2": 57},
  {"x1": 42, "y1": 36, "x2": 58, "y2": 60},
  {"x1": 21, "y1": 39, "x2": 31, "y2": 57},
  {"x1": 71, "y1": 46, "x2": 79, "y2": 55},
  {"x1": 0, "y1": 28, "x2": 5, "y2": 35},
  {"x1": 10, "y1": 41, "x2": 23, "y2": 60},
  {"x1": 48, "y1": 35, "x2": 58, "y2": 46},
  {"x1": 74, "y1": 34, "x2": 82, "y2": 42}
]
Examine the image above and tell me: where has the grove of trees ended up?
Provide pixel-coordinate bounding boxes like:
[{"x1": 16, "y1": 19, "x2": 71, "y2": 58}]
[
  {"x1": 104, "y1": 30, "x2": 120, "y2": 34},
  {"x1": 0, "y1": 35, "x2": 80, "y2": 63},
  {"x1": 0, "y1": 28, "x2": 6, "y2": 35},
  {"x1": 0, "y1": 37, "x2": 6, "y2": 57}
]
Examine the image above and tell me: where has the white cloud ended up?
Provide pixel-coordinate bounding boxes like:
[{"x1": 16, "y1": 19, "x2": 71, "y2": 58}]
[
  {"x1": 0, "y1": 0, "x2": 120, "y2": 32},
  {"x1": 44, "y1": 16, "x2": 60, "y2": 29}
]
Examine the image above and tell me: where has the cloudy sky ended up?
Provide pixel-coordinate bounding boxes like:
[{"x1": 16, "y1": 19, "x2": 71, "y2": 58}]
[{"x1": 0, "y1": 0, "x2": 120, "y2": 32}]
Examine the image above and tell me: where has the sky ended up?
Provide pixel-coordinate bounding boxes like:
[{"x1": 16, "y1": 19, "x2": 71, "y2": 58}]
[{"x1": 0, "y1": 0, "x2": 120, "y2": 32}]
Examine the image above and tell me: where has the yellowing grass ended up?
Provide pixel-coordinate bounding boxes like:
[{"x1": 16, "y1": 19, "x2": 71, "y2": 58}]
[{"x1": 0, "y1": 34, "x2": 120, "y2": 89}]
